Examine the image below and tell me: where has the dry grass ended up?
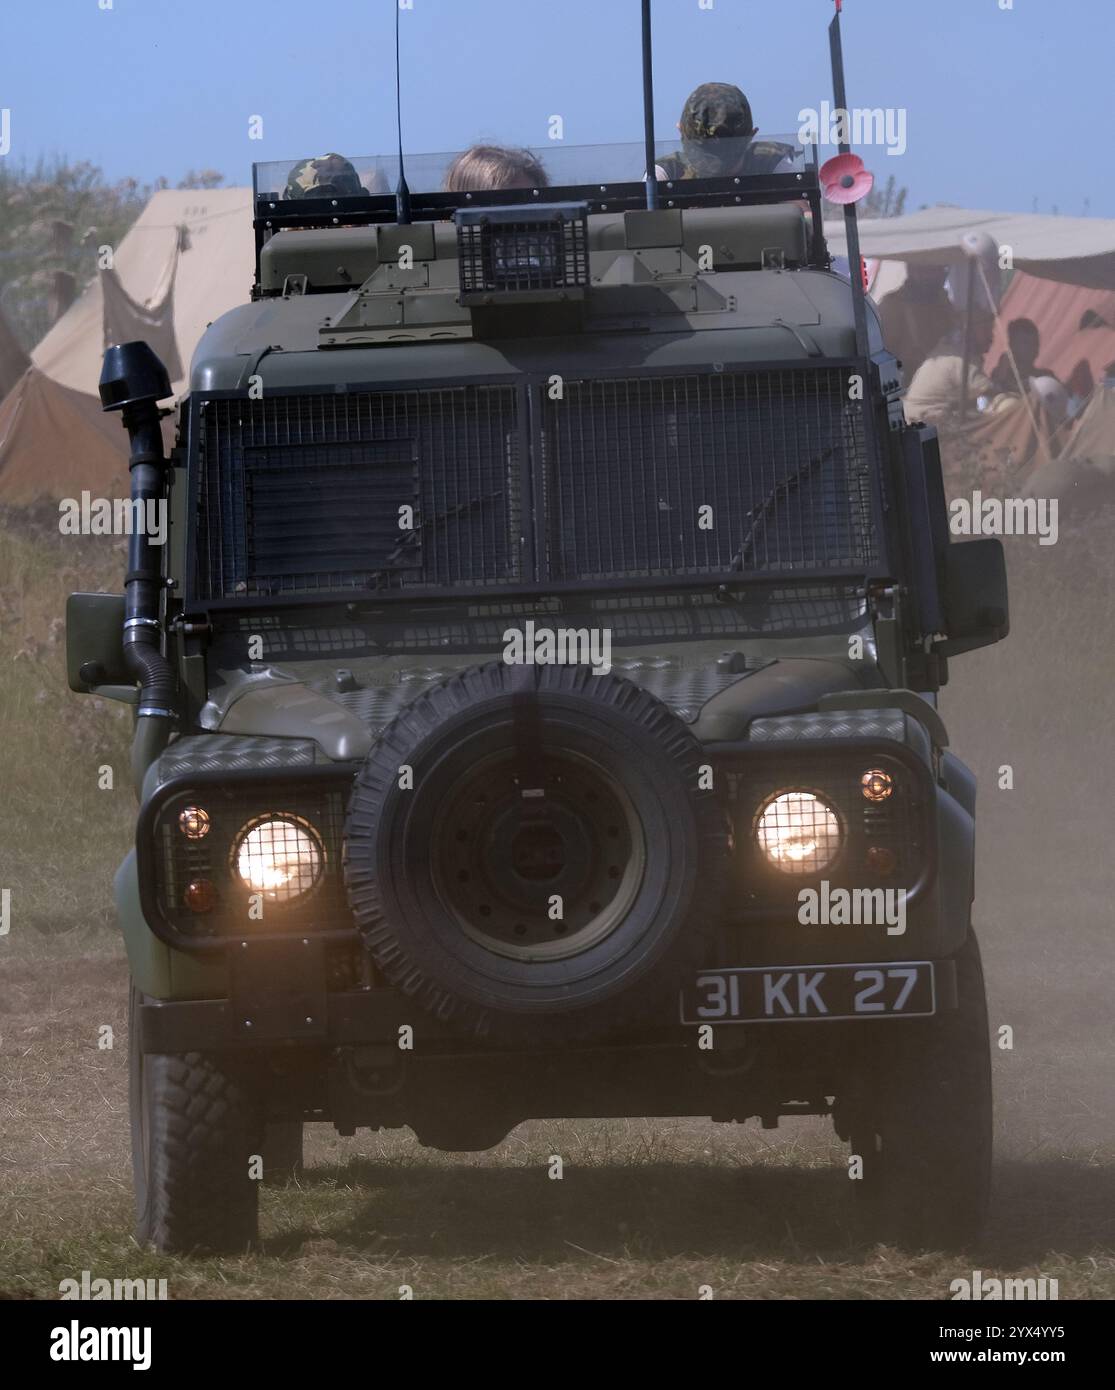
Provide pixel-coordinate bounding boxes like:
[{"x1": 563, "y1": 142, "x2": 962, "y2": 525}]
[
  {"x1": 1, "y1": 513, "x2": 1113, "y2": 1299},
  {"x1": 2, "y1": 920, "x2": 1111, "y2": 1301},
  {"x1": 0, "y1": 515, "x2": 134, "y2": 931}
]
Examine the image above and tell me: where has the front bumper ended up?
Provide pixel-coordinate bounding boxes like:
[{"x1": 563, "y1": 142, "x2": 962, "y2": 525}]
[{"x1": 138, "y1": 951, "x2": 959, "y2": 1055}]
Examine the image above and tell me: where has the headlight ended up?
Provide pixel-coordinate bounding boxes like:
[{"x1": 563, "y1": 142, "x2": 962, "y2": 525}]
[
  {"x1": 754, "y1": 791, "x2": 843, "y2": 876},
  {"x1": 232, "y1": 815, "x2": 325, "y2": 904}
]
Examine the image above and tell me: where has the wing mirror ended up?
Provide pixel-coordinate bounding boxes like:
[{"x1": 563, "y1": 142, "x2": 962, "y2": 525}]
[{"x1": 933, "y1": 538, "x2": 1009, "y2": 658}]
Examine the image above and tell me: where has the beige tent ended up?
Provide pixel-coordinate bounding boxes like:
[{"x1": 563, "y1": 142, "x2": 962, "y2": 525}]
[
  {"x1": 826, "y1": 207, "x2": 1115, "y2": 289},
  {"x1": 32, "y1": 187, "x2": 253, "y2": 398},
  {"x1": 0, "y1": 367, "x2": 133, "y2": 505},
  {"x1": 0, "y1": 188, "x2": 252, "y2": 503}
]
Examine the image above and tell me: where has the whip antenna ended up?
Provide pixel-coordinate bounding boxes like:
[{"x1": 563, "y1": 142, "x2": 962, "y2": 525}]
[
  {"x1": 394, "y1": 0, "x2": 411, "y2": 225},
  {"x1": 640, "y1": 0, "x2": 660, "y2": 210}
]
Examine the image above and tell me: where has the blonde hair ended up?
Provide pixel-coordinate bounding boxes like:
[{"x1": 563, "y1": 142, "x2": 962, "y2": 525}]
[{"x1": 444, "y1": 144, "x2": 548, "y2": 193}]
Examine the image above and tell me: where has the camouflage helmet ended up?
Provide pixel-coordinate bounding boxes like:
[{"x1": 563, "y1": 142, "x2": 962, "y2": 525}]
[
  {"x1": 679, "y1": 83, "x2": 756, "y2": 142},
  {"x1": 678, "y1": 83, "x2": 757, "y2": 178},
  {"x1": 283, "y1": 153, "x2": 362, "y2": 199}
]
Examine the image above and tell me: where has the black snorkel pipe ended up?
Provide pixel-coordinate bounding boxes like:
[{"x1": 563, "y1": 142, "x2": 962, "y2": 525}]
[{"x1": 99, "y1": 341, "x2": 176, "y2": 794}]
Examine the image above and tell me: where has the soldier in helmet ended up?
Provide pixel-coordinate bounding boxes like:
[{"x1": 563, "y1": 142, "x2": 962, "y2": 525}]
[
  {"x1": 283, "y1": 152, "x2": 365, "y2": 199},
  {"x1": 656, "y1": 83, "x2": 795, "y2": 181}
]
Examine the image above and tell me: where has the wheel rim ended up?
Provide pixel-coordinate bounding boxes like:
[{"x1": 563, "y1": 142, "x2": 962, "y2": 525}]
[{"x1": 430, "y1": 748, "x2": 647, "y2": 961}]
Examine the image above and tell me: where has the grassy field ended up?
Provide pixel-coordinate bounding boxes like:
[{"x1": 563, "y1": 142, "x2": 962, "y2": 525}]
[
  {"x1": 1, "y1": 513, "x2": 1113, "y2": 1300},
  {"x1": 0, "y1": 518, "x2": 134, "y2": 933}
]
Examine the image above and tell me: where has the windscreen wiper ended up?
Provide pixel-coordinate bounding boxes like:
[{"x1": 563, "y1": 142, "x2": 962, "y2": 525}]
[
  {"x1": 732, "y1": 447, "x2": 835, "y2": 571},
  {"x1": 365, "y1": 489, "x2": 505, "y2": 589}
]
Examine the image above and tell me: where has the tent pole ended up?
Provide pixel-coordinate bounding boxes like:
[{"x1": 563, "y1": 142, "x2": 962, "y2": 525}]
[{"x1": 959, "y1": 266, "x2": 976, "y2": 422}]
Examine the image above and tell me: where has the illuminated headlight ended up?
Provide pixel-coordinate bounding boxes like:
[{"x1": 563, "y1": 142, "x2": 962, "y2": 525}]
[
  {"x1": 754, "y1": 791, "x2": 843, "y2": 876},
  {"x1": 232, "y1": 815, "x2": 324, "y2": 904}
]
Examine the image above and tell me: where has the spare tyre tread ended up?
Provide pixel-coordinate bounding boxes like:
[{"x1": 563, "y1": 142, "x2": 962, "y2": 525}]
[{"x1": 344, "y1": 662, "x2": 729, "y2": 1043}]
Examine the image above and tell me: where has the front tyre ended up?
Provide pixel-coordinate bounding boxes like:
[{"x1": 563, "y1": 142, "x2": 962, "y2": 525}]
[
  {"x1": 129, "y1": 982, "x2": 259, "y2": 1254},
  {"x1": 851, "y1": 933, "x2": 993, "y2": 1250}
]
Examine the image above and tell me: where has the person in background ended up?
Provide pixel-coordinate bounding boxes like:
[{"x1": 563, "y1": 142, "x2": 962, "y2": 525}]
[
  {"x1": 655, "y1": 83, "x2": 795, "y2": 181},
  {"x1": 877, "y1": 263, "x2": 956, "y2": 384},
  {"x1": 990, "y1": 318, "x2": 1069, "y2": 428},
  {"x1": 283, "y1": 153, "x2": 364, "y2": 199},
  {"x1": 444, "y1": 145, "x2": 548, "y2": 192},
  {"x1": 903, "y1": 311, "x2": 1017, "y2": 426},
  {"x1": 990, "y1": 318, "x2": 1061, "y2": 394}
]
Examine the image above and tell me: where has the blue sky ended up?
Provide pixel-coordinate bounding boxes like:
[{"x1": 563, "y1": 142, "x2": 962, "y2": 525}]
[{"x1": 2, "y1": 0, "x2": 1111, "y2": 216}]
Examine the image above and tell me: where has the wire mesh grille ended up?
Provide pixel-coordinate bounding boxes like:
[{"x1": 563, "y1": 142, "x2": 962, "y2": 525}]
[
  {"x1": 727, "y1": 753, "x2": 927, "y2": 907},
  {"x1": 541, "y1": 370, "x2": 877, "y2": 580},
  {"x1": 195, "y1": 388, "x2": 521, "y2": 598},
  {"x1": 193, "y1": 368, "x2": 881, "y2": 602},
  {"x1": 154, "y1": 782, "x2": 353, "y2": 938}
]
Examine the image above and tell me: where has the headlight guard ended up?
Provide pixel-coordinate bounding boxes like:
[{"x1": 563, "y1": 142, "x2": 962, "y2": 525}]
[{"x1": 137, "y1": 766, "x2": 359, "y2": 950}]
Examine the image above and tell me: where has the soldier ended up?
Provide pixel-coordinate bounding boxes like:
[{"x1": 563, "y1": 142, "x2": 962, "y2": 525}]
[
  {"x1": 444, "y1": 144, "x2": 549, "y2": 193},
  {"x1": 656, "y1": 83, "x2": 795, "y2": 180},
  {"x1": 283, "y1": 153, "x2": 365, "y2": 199}
]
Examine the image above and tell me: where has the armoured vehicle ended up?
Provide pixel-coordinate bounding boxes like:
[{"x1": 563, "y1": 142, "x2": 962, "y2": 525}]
[{"x1": 67, "y1": 7, "x2": 1007, "y2": 1254}]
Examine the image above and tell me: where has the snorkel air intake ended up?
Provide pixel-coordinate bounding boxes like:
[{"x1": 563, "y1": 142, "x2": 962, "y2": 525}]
[{"x1": 99, "y1": 341, "x2": 175, "y2": 791}]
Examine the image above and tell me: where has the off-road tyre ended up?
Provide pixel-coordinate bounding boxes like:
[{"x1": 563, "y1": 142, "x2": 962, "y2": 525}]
[
  {"x1": 129, "y1": 983, "x2": 259, "y2": 1254},
  {"x1": 850, "y1": 932, "x2": 992, "y2": 1251}
]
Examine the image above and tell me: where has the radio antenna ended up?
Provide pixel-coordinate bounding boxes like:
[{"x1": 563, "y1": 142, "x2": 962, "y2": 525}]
[
  {"x1": 394, "y1": 0, "x2": 412, "y2": 225},
  {"x1": 640, "y1": 0, "x2": 660, "y2": 210},
  {"x1": 828, "y1": 0, "x2": 869, "y2": 359}
]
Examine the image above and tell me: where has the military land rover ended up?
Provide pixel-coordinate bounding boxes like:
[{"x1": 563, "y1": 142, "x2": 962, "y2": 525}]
[{"x1": 66, "y1": 8, "x2": 1008, "y2": 1255}]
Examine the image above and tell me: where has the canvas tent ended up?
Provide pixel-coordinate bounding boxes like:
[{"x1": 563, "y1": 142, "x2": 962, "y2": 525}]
[
  {"x1": 826, "y1": 207, "x2": 1115, "y2": 386},
  {"x1": 986, "y1": 273, "x2": 1115, "y2": 398},
  {"x1": 0, "y1": 366, "x2": 134, "y2": 505},
  {"x1": 825, "y1": 207, "x2": 1115, "y2": 289},
  {"x1": 32, "y1": 187, "x2": 252, "y2": 398},
  {"x1": 0, "y1": 187, "x2": 252, "y2": 504},
  {"x1": 825, "y1": 207, "x2": 1115, "y2": 488}
]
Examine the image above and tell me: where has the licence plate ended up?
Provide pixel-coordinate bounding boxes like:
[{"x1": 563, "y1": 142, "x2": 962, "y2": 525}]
[{"x1": 680, "y1": 962, "x2": 935, "y2": 1024}]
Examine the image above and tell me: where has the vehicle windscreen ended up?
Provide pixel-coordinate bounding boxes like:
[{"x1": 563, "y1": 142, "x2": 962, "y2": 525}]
[{"x1": 252, "y1": 137, "x2": 813, "y2": 199}]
